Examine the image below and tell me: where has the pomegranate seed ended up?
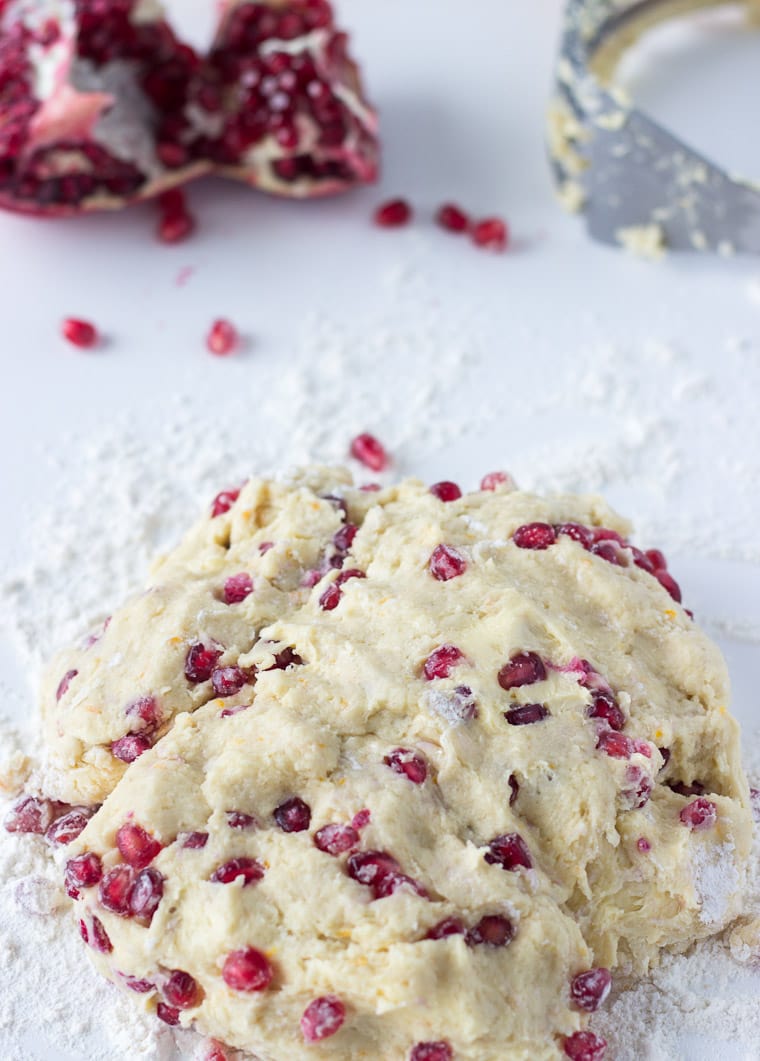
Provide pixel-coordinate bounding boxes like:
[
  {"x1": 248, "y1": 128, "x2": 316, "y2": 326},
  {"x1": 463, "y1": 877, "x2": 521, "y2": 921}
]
[
  {"x1": 158, "y1": 210, "x2": 195, "y2": 244},
  {"x1": 563, "y1": 1030, "x2": 607, "y2": 1060},
  {"x1": 181, "y1": 831, "x2": 208, "y2": 849},
  {"x1": 319, "y1": 582, "x2": 343, "y2": 611},
  {"x1": 646, "y1": 548, "x2": 667, "y2": 571},
  {"x1": 637, "y1": 837, "x2": 652, "y2": 853},
  {"x1": 374, "y1": 198, "x2": 412, "y2": 227},
  {"x1": 347, "y1": 850, "x2": 428, "y2": 900},
  {"x1": 211, "y1": 666, "x2": 248, "y2": 697},
  {"x1": 621, "y1": 765, "x2": 653, "y2": 810},
  {"x1": 656, "y1": 570, "x2": 682, "y2": 602},
  {"x1": 504, "y1": 703, "x2": 550, "y2": 726},
  {"x1": 669, "y1": 780, "x2": 705, "y2": 796},
  {"x1": 205, "y1": 1043, "x2": 229, "y2": 1061},
  {"x1": 429, "y1": 544, "x2": 467, "y2": 581},
  {"x1": 65, "y1": 852, "x2": 103, "y2": 897},
  {"x1": 207, "y1": 319, "x2": 239, "y2": 356},
  {"x1": 484, "y1": 833, "x2": 533, "y2": 871},
  {"x1": 185, "y1": 642, "x2": 223, "y2": 683},
  {"x1": 513, "y1": 522, "x2": 556, "y2": 550},
  {"x1": 352, "y1": 809, "x2": 371, "y2": 831},
  {"x1": 429, "y1": 481, "x2": 462, "y2": 502},
  {"x1": 466, "y1": 914, "x2": 515, "y2": 947},
  {"x1": 124, "y1": 977, "x2": 155, "y2": 993},
  {"x1": 508, "y1": 773, "x2": 520, "y2": 805},
  {"x1": 570, "y1": 968, "x2": 612, "y2": 1011},
  {"x1": 680, "y1": 798, "x2": 718, "y2": 831},
  {"x1": 333, "y1": 523, "x2": 358, "y2": 552},
  {"x1": 210, "y1": 858, "x2": 266, "y2": 886},
  {"x1": 472, "y1": 217, "x2": 508, "y2": 252},
  {"x1": 116, "y1": 823, "x2": 162, "y2": 870},
  {"x1": 592, "y1": 527, "x2": 625, "y2": 545},
  {"x1": 46, "y1": 807, "x2": 94, "y2": 846},
  {"x1": 56, "y1": 668, "x2": 78, "y2": 700},
  {"x1": 480, "y1": 471, "x2": 510, "y2": 491},
  {"x1": 423, "y1": 644, "x2": 466, "y2": 680},
  {"x1": 129, "y1": 867, "x2": 164, "y2": 921},
  {"x1": 90, "y1": 916, "x2": 112, "y2": 953},
  {"x1": 125, "y1": 695, "x2": 161, "y2": 729},
  {"x1": 384, "y1": 748, "x2": 427, "y2": 784},
  {"x1": 591, "y1": 541, "x2": 623, "y2": 566},
  {"x1": 99, "y1": 865, "x2": 135, "y2": 916},
  {"x1": 4, "y1": 795, "x2": 60, "y2": 835},
  {"x1": 588, "y1": 691, "x2": 625, "y2": 731},
  {"x1": 596, "y1": 730, "x2": 634, "y2": 760},
  {"x1": 227, "y1": 812, "x2": 257, "y2": 830},
  {"x1": 410, "y1": 1043, "x2": 453, "y2": 1061},
  {"x1": 112, "y1": 733, "x2": 151, "y2": 763},
  {"x1": 62, "y1": 318, "x2": 98, "y2": 349},
  {"x1": 336, "y1": 568, "x2": 366, "y2": 586},
  {"x1": 301, "y1": 995, "x2": 346, "y2": 1042},
  {"x1": 555, "y1": 522, "x2": 594, "y2": 549},
  {"x1": 210, "y1": 487, "x2": 240, "y2": 518},
  {"x1": 498, "y1": 651, "x2": 546, "y2": 690},
  {"x1": 222, "y1": 947, "x2": 273, "y2": 992},
  {"x1": 436, "y1": 203, "x2": 470, "y2": 233},
  {"x1": 157, "y1": 1003, "x2": 180, "y2": 1026},
  {"x1": 350, "y1": 432, "x2": 389, "y2": 472},
  {"x1": 425, "y1": 917, "x2": 465, "y2": 940},
  {"x1": 274, "y1": 797, "x2": 311, "y2": 833},
  {"x1": 314, "y1": 823, "x2": 359, "y2": 856},
  {"x1": 223, "y1": 573, "x2": 253, "y2": 604},
  {"x1": 164, "y1": 970, "x2": 202, "y2": 1009}
]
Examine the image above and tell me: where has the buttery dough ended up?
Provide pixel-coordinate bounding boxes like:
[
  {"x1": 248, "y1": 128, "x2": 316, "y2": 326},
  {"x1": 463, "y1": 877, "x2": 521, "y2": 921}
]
[{"x1": 50, "y1": 469, "x2": 752, "y2": 1060}]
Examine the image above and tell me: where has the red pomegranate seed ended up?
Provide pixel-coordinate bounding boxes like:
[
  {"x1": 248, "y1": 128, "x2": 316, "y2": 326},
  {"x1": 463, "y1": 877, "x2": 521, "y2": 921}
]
[
  {"x1": 47, "y1": 807, "x2": 94, "y2": 847},
  {"x1": 426, "y1": 917, "x2": 465, "y2": 940},
  {"x1": 563, "y1": 1030, "x2": 607, "y2": 1060},
  {"x1": 350, "y1": 432, "x2": 389, "y2": 472},
  {"x1": 223, "y1": 572, "x2": 254, "y2": 604},
  {"x1": 319, "y1": 582, "x2": 343, "y2": 611},
  {"x1": 99, "y1": 865, "x2": 135, "y2": 915},
  {"x1": 223, "y1": 947, "x2": 273, "y2": 992},
  {"x1": 301, "y1": 995, "x2": 346, "y2": 1042},
  {"x1": 513, "y1": 522, "x2": 556, "y2": 550},
  {"x1": 621, "y1": 765, "x2": 653, "y2": 810},
  {"x1": 352, "y1": 809, "x2": 371, "y2": 831},
  {"x1": 484, "y1": 833, "x2": 533, "y2": 871},
  {"x1": 480, "y1": 471, "x2": 511, "y2": 491},
  {"x1": 504, "y1": 703, "x2": 550, "y2": 726},
  {"x1": 347, "y1": 850, "x2": 427, "y2": 900},
  {"x1": 274, "y1": 797, "x2": 312, "y2": 833},
  {"x1": 164, "y1": 970, "x2": 202, "y2": 1009},
  {"x1": 508, "y1": 773, "x2": 520, "y2": 805},
  {"x1": 374, "y1": 198, "x2": 412, "y2": 227},
  {"x1": 466, "y1": 914, "x2": 515, "y2": 947},
  {"x1": 436, "y1": 203, "x2": 470, "y2": 233},
  {"x1": 410, "y1": 1043, "x2": 453, "y2": 1061},
  {"x1": 423, "y1": 643, "x2": 465, "y2": 680},
  {"x1": 129, "y1": 867, "x2": 164, "y2": 921},
  {"x1": 207, "y1": 319, "x2": 239, "y2": 356},
  {"x1": 592, "y1": 527, "x2": 625, "y2": 544},
  {"x1": 429, "y1": 481, "x2": 462, "y2": 502},
  {"x1": 591, "y1": 540, "x2": 624, "y2": 566},
  {"x1": 4, "y1": 795, "x2": 60, "y2": 835},
  {"x1": 555, "y1": 522, "x2": 594, "y2": 549},
  {"x1": 125, "y1": 695, "x2": 161, "y2": 729},
  {"x1": 158, "y1": 210, "x2": 195, "y2": 244},
  {"x1": 333, "y1": 523, "x2": 358, "y2": 552},
  {"x1": 570, "y1": 968, "x2": 612, "y2": 1011},
  {"x1": 498, "y1": 652, "x2": 546, "y2": 690},
  {"x1": 646, "y1": 548, "x2": 667, "y2": 571},
  {"x1": 336, "y1": 568, "x2": 366, "y2": 586},
  {"x1": 204, "y1": 1043, "x2": 229, "y2": 1061},
  {"x1": 90, "y1": 915, "x2": 112, "y2": 953},
  {"x1": 56, "y1": 668, "x2": 78, "y2": 700},
  {"x1": 65, "y1": 852, "x2": 103, "y2": 897},
  {"x1": 157, "y1": 1003, "x2": 180, "y2": 1026},
  {"x1": 656, "y1": 570, "x2": 682, "y2": 602},
  {"x1": 210, "y1": 858, "x2": 265, "y2": 886},
  {"x1": 637, "y1": 836, "x2": 652, "y2": 853},
  {"x1": 62, "y1": 318, "x2": 98, "y2": 349},
  {"x1": 472, "y1": 217, "x2": 508, "y2": 252},
  {"x1": 429, "y1": 544, "x2": 467, "y2": 581},
  {"x1": 588, "y1": 691, "x2": 625, "y2": 731},
  {"x1": 185, "y1": 642, "x2": 223, "y2": 683},
  {"x1": 384, "y1": 748, "x2": 428, "y2": 784},
  {"x1": 116, "y1": 823, "x2": 162, "y2": 870},
  {"x1": 211, "y1": 666, "x2": 248, "y2": 697},
  {"x1": 210, "y1": 487, "x2": 241, "y2": 517},
  {"x1": 227, "y1": 812, "x2": 257, "y2": 830},
  {"x1": 124, "y1": 977, "x2": 155, "y2": 993},
  {"x1": 596, "y1": 730, "x2": 633, "y2": 759},
  {"x1": 314, "y1": 823, "x2": 359, "y2": 856},
  {"x1": 680, "y1": 798, "x2": 717, "y2": 831},
  {"x1": 181, "y1": 831, "x2": 208, "y2": 849},
  {"x1": 112, "y1": 733, "x2": 152, "y2": 763}
]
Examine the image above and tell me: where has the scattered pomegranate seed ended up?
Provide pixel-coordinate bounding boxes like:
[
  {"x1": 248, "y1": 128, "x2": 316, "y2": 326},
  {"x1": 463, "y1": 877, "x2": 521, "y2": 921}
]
[
  {"x1": 112, "y1": 733, "x2": 152, "y2": 763},
  {"x1": 679, "y1": 798, "x2": 718, "y2": 831},
  {"x1": 350, "y1": 432, "x2": 389, "y2": 472},
  {"x1": 504, "y1": 703, "x2": 550, "y2": 726},
  {"x1": 498, "y1": 651, "x2": 546, "y2": 690},
  {"x1": 274, "y1": 797, "x2": 312, "y2": 833},
  {"x1": 513, "y1": 522, "x2": 556, "y2": 550},
  {"x1": 429, "y1": 481, "x2": 462, "y2": 502},
  {"x1": 4, "y1": 795, "x2": 61, "y2": 835},
  {"x1": 480, "y1": 470, "x2": 511, "y2": 491},
  {"x1": 347, "y1": 850, "x2": 428, "y2": 900},
  {"x1": 158, "y1": 210, "x2": 195, "y2": 244},
  {"x1": 207, "y1": 318, "x2": 240, "y2": 356},
  {"x1": 423, "y1": 643, "x2": 466, "y2": 680},
  {"x1": 436, "y1": 203, "x2": 470, "y2": 233},
  {"x1": 563, "y1": 1030, "x2": 607, "y2": 1060},
  {"x1": 62, "y1": 317, "x2": 99, "y2": 349},
  {"x1": 429, "y1": 544, "x2": 467, "y2": 581},
  {"x1": 210, "y1": 857, "x2": 265, "y2": 886},
  {"x1": 384, "y1": 748, "x2": 428, "y2": 784},
  {"x1": 211, "y1": 666, "x2": 248, "y2": 697},
  {"x1": 301, "y1": 995, "x2": 346, "y2": 1042},
  {"x1": 129, "y1": 867, "x2": 164, "y2": 921},
  {"x1": 185, "y1": 642, "x2": 223, "y2": 683},
  {"x1": 374, "y1": 198, "x2": 412, "y2": 227},
  {"x1": 65, "y1": 852, "x2": 103, "y2": 897},
  {"x1": 46, "y1": 807, "x2": 95, "y2": 846},
  {"x1": 319, "y1": 582, "x2": 343, "y2": 610},
  {"x1": 570, "y1": 968, "x2": 612, "y2": 1011},
  {"x1": 588, "y1": 691, "x2": 626, "y2": 731},
  {"x1": 314, "y1": 823, "x2": 359, "y2": 856},
  {"x1": 592, "y1": 527, "x2": 625, "y2": 545},
  {"x1": 56, "y1": 668, "x2": 78, "y2": 700},
  {"x1": 410, "y1": 1043, "x2": 453, "y2": 1061},
  {"x1": 117, "y1": 823, "x2": 163, "y2": 870},
  {"x1": 223, "y1": 572, "x2": 253, "y2": 604},
  {"x1": 472, "y1": 217, "x2": 508, "y2": 252},
  {"x1": 164, "y1": 969, "x2": 202, "y2": 1009},
  {"x1": 484, "y1": 833, "x2": 533, "y2": 871},
  {"x1": 227, "y1": 812, "x2": 257, "y2": 830},
  {"x1": 222, "y1": 947, "x2": 274, "y2": 992},
  {"x1": 99, "y1": 865, "x2": 135, "y2": 915},
  {"x1": 466, "y1": 914, "x2": 515, "y2": 947},
  {"x1": 210, "y1": 487, "x2": 241, "y2": 517},
  {"x1": 157, "y1": 1003, "x2": 180, "y2": 1026},
  {"x1": 89, "y1": 915, "x2": 112, "y2": 953},
  {"x1": 181, "y1": 831, "x2": 209, "y2": 849}
]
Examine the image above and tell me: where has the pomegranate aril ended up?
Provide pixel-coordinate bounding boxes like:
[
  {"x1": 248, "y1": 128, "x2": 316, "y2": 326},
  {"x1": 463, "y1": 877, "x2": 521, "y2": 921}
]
[
  {"x1": 65, "y1": 852, "x2": 103, "y2": 896},
  {"x1": 56, "y1": 668, "x2": 78, "y2": 700},
  {"x1": 181, "y1": 831, "x2": 209, "y2": 849},
  {"x1": 164, "y1": 969, "x2": 202, "y2": 1009},
  {"x1": 656, "y1": 570, "x2": 682, "y2": 602},
  {"x1": 223, "y1": 572, "x2": 253, "y2": 604},
  {"x1": 352, "y1": 808, "x2": 371, "y2": 831},
  {"x1": 211, "y1": 666, "x2": 248, "y2": 697},
  {"x1": 336, "y1": 567, "x2": 365, "y2": 586},
  {"x1": 423, "y1": 643, "x2": 466, "y2": 680},
  {"x1": 210, "y1": 857, "x2": 265, "y2": 885},
  {"x1": 504, "y1": 703, "x2": 549, "y2": 726},
  {"x1": 570, "y1": 968, "x2": 612, "y2": 1011},
  {"x1": 157, "y1": 1003, "x2": 181, "y2": 1027},
  {"x1": 484, "y1": 832, "x2": 533, "y2": 871},
  {"x1": 210, "y1": 487, "x2": 241, "y2": 517},
  {"x1": 274, "y1": 797, "x2": 311, "y2": 833},
  {"x1": 466, "y1": 914, "x2": 515, "y2": 947},
  {"x1": 62, "y1": 318, "x2": 98, "y2": 349},
  {"x1": 112, "y1": 733, "x2": 152, "y2": 763},
  {"x1": 429, "y1": 481, "x2": 462, "y2": 502},
  {"x1": 591, "y1": 540, "x2": 623, "y2": 566},
  {"x1": 350, "y1": 432, "x2": 389, "y2": 472},
  {"x1": 472, "y1": 217, "x2": 508, "y2": 252},
  {"x1": 498, "y1": 651, "x2": 546, "y2": 690},
  {"x1": 555, "y1": 522, "x2": 594, "y2": 549},
  {"x1": 588, "y1": 690, "x2": 625, "y2": 731},
  {"x1": 185, "y1": 642, "x2": 223, "y2": 683},
  {"x1": 222, "y1": 947, "x2": 273, "y2": 992},
  {"x1": 347, "y1": 850, "x2": 427, "y2": 900},
  {"x1": 384, "y1": 748, "x2": 428, "y2": 784},
  {"x1": 319, "y1": 582, "x2": 343, "y2": 611},
  {"x1": 47, "y1": 807, "x2": 95, "y2": 847},
  {"x1": 124, "y1": 977, "x2": 155, "y2": 994},
  {"x1": 410, "y1": 1043, "x2": 453, "y2": 1061},
  {"x1": 621, "y1": 765, "x2": 653, "y2": 810},
  {"x1": 158, "y1": 210, "x2": 195, "y2": 244},
  {"x1": 116, "y1": 823, "x2": 162, "y2": 870},
  {"x1": 508, "y1": 773, "x2": 520, "y2": 805},
  {"x1": 314, "y1": 823, "x2": 359, "y2": 856},
  {"x1": 129, "y1": 867, "x2": 164, "y2": 921},
  {"x1": 207, "y1": 319, "x2": 240, "y2": 356},
  {"x1": 646, "y1": 548, "x2": 667, "y2": 571},
  {"x1": 125, "y1": 695, "x2": 161, "y2": 729},
  {"x1": 99, "y1": 865, "x2": 135, "y2": 916},
  {"x1": 596, "y1": 730, "x2": 633, "y2": 759},
  {"x1": 227, "y1": 811, "x2": 257, "y2": 830},
  {"x1": 668, "y1": 780, "x2": 705, "y2": 797},
  {"x1": 4, "y1": 795, "x2": 60, "y2": 835},
  {"x1": 513, "y1": 522, "x2": 556, "y2": 550},
  {"x1": 563, "y1": 1030, "x2": 607, "y2": 1060},
  {"x1": 436, "y1": 203, "x2": 470, "y2": 233},
  {"x1": 374, "y1": 198, "x2": 412, "y2": 227},
  {"x1": 301, "y1": 995, "x2": 346, "y2": 1042},
  {"x1": 333, "y1": 522, "x2": 358, "y2": 553},
  {"x1": 425, "y1": 917, "x2": 465, "y2": 940},
  {"x1": 480, "y1": 470, "x2": 511, "y2": 491},
  {"x1": 90, "y1": 915, "x2": 112, "y2": 954},
  {"x1": 429, "y1": 544, "x2": 467, "y2": 581},
  {"x1": 680, "y1": 798, "x2": 718, "y2": 831}
]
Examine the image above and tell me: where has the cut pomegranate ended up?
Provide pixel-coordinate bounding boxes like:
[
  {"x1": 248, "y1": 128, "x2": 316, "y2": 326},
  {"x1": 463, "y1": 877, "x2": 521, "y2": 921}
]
[
  {"x1": 157, "y1": 1003, "x2": 180, "y2": 1027},
  {"x1": 504, "y1": 703, "x2": 550, "y2": 726},
  {"x1": 207, "y1": 319, "x2": 239, "y2": 356},
  {"x1": 429, "y1": 481, "x2": 462, "y2": 502},
  {"x1": 429, "y1": 544, "x2": 467, "y2": 581},
  {"x1": 61, "y1": 318, "x2": 98, "y2": 348},
  {"x1": 497, "y1": 651, "x2": 546, "y2": 690},
  {"x1": 466, "y1": 914, "x2": 515, "y2": 947},
  {"x1": 112, "y1": 733, "x2": 152, "y2": 763},
  {"x1": 570, "y1": 968, "x2": 612, "y2": 1012},
  {"x1": 46, "y1": 806, "x2": 95, "y2": 846},
  {"x1": 472, "y1": 217, "x2": 508, "y2": 252},
  {"x1": 374, "y1": 198, "x2": 412, "y2": 227},
  {"x1": 211, "y1": 666, "x2": 248, "y2": 697},
  {"x1": 679, "y1": 798, "x2": 718, "y2": 831},
  {"x1": 425, "y1": 917, "x2": 466, "y2": 940},
  {"x1": 480, "y1": 470, "x2": 511, "y2": 491},
  {"x1": 222, "y1": 947, "x2": 273, "y2": 992},
  {"x1": 563, "y1": 1031, "x2": 607, "y2": 1060},
  {"x1": 90, "y1": 915, "x2": 112, "y2": 953},
  {"x1": 64, "y1": 852, "x2": 103, "y2": 897},
  {"x1": 587, "y1": 691, "x2": 625, "y2": 731},
  {"x1": 384, "y1": 748, "x2": 427, "y2": 784},
  {"x1": 350, "y1": 432, "x2": 389, "y2": 472},
  {"x1": 164, "y1": 969, "x2": 203, "y2": 1009},
  {"x1": 210, "y1": 857, "x2": 265, "y2": 885},
  {"x1": 301, "y1": 995, "x2": 346, "y2": 1042},
  {"x1": 129, "y1": 867, "x2": 164, "y2": 921},
  {"x1": 314, "y1": 822, "x2": 359, "y2": 856},
  {"x1": 181, "y1": 831, "x2": 209, "y2": 849},
  {"x1": 185, "y1": 642, "x2": 223, "y2": 683},
  {"x1": 223, "y1": 572, "x2": 253, "y2": 603},
  {"x1": 99, "y1": 864, "x2": 135, "y2": 916},
  {"x1": 347, "y1": 850, "x2": 428, "y2": 900},
  {"x1": 56, "y1": 668, "x2": 78, "y2": 700},
  {"x1": 436, "y1": 202, "x2": 470, "y2": 233},
  {"x1": 4, "y1": 795, "x2": 62, "y2": 835},
  {"x1": 211, "y1": 487, "x2": 241, "y2": 517},
  {"x1": 484, "y1": 833, "x2": 533, "y2": 871},
  {"x1": 116, "y1": 822, "x2": 163, "y2": 870},
  {"x1": 423, "y1": 644, "x2": 465, "y2": 680},
  {"x1": 513, "y1": 522, "x2": 556, "y2": 550},
  {"x1": 273, "y1": 797, "x2": 311, "y2": 833},
  {"x1": 410, "y1": 1043, "x2": 453, "y2": 1061}
]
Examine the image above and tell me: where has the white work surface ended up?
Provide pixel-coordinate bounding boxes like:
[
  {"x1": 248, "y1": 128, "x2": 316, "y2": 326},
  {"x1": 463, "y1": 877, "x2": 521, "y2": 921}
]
[{"x1": 0, "y1": 2, "x2": 759, "y2": 1060}]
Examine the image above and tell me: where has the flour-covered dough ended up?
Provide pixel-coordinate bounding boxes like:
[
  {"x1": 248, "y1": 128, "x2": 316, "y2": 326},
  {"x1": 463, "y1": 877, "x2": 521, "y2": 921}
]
[{"x1": 50, "y1": 469, "x2": 752, "y2": 1060}]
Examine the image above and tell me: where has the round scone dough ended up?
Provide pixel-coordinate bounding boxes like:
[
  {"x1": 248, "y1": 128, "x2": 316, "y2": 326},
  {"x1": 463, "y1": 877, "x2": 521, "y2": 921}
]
[{"x1": 55, "y1": 470, "x2": 752, "y2": 1060}]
